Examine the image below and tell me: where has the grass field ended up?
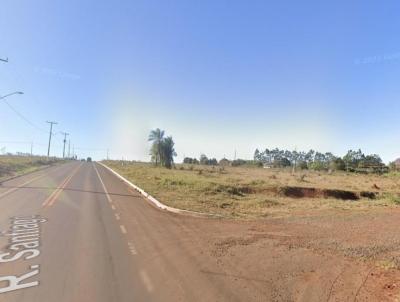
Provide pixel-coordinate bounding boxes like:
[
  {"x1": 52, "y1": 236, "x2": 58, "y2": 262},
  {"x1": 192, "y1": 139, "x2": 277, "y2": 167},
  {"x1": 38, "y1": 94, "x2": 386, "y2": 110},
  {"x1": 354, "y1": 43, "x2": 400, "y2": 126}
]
[
  {"x1": 102, "y1": 160, "x2": 400, "y2": 218},
  {"x1": 0, "y1": 155, "x2": 61, "y2": 181}
]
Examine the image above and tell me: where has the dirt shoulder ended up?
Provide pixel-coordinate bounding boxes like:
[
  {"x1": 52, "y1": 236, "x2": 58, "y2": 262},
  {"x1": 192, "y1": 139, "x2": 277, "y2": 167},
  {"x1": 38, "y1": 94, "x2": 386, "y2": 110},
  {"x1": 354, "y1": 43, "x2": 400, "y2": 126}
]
[{"x1": 0, "y1": 155, "x2": 65, "y2": 182}]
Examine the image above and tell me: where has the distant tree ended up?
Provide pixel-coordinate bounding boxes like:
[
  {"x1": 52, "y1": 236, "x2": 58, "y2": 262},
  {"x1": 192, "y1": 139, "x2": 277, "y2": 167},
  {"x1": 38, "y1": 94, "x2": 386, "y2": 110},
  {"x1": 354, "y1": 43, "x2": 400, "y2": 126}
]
[
  {"x1": 183, "y1": 157, "x2": 199, "y2": 164},
  {"x1": 200, "y1": 154, "x2": 209, "y2": 165},
  {"x1": 254, "y1": 149, "x2": 261, "y2": 162},
  {"x1": 273, "y1": 157, "x2": 291, "y2": 168},
  {"x1": 198, "y1": 154, "x2": 218, "y2": 165},
  {"x1": 148, "y1": 129, "x2": 176, "y2": 168},
  {"x1": 343, "y1": 149, "x2": 365, "y2": 170},
  {"x1": 209, "y1": 158, "x2": 218, "y2": 165},
  {"x1": 160, "y1": 136, "x2": 177, "y2": 169},
  {"x1": 148, "y1": 128, "x2": 165, "y2": 166},
  {"x1": 183, "y1": 157, "x2": 192, "y2": 164},
  {"x1": 231, "y1": 159, "x2": 247, "y2": 167},
  {"x1": 219, "y1": 158, "x2": 230, "y2": 166},
  {"x1": 297, "y1": 161, "x2": 308, "y2": 170},
  {"x1": 330, "y1": 157, "x2": 345, "y2": 171},
  {"x1": 254, "y1": 147, "x2": 387, "y2": 173},
  {"x1": 389, "y1": 161, "x2": 398, "y2": 171}
]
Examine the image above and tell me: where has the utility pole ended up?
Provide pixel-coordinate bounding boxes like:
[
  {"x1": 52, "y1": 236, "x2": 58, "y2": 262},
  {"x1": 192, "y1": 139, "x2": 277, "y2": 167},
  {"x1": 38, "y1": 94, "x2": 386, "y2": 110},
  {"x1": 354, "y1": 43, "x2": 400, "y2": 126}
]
[
  {"x1": 61, "y1": 132, "x2": 69, "y2": 158},
  {"x1": 46, "y1": 121, "x2": 57, "y2": 157},
  {"x1": 72, "y1": 145, "x2": 75, "y2": 159},
  {"x1": 107, "y1": 149, "x2": 109, "y2": 160},
  {"x1": 30, "y1": 142, "x2": 33, "y2": 157},
  {"x1": 68, "y1": 139, "x2": 71, "y2": 158}
]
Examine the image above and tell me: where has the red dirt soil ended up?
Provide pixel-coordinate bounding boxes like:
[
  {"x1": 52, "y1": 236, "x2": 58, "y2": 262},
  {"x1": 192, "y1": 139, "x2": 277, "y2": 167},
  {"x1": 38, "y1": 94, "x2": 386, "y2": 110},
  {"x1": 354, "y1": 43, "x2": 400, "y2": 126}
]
[{"x1": 184, "y1": 207, "x2": 400, "y2": 301}]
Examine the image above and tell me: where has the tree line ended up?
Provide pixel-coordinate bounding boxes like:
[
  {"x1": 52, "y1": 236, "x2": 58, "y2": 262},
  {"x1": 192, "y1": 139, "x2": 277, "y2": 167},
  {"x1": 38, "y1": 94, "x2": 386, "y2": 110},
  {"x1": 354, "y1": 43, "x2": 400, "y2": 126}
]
[
  {"x1": 254, "y1": 148, "x2": 387, "y2": 172},
  {"x1": 148, "y1": 128, "x2": 390, "y2": 173},
  {"x1": 183, "y1": 148, "x2": 387, "y2": 172}
]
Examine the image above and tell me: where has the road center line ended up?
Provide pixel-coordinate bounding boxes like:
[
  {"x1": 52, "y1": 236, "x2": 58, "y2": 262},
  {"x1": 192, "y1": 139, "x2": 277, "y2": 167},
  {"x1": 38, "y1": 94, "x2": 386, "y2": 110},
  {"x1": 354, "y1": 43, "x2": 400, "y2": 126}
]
[
  {"x1": 42, "y1": 164, "x2": 82, "y2": 207},
  {"x1": 115, "y1": 213, "x2": 120, "y2": 220}
]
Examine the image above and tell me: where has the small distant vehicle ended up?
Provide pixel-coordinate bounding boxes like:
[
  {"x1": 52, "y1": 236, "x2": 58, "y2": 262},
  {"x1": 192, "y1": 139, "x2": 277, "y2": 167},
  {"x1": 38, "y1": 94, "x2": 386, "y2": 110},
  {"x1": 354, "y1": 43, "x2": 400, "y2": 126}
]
[
  {"x1": 87, "y1": 157, "x2": 92, "y2": 162},
  {"x1": 81, "y1": 159, "x2": 86, "y2": 162}
]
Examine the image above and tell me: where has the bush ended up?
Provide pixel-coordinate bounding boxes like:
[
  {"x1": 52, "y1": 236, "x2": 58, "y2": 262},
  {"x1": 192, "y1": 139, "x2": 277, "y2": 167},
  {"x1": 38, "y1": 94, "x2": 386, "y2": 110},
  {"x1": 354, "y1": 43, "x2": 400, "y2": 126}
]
[
  {"x1": 231, "y1": 159, "x2": 247, "y2": 167},
  {"x1": 330, "y1": 158, "x2": 346, "y2": 171},
  {"x1": 219, "y1": 158, "x2": 230, "y2": 166},
  {"x1": 183, "y1": 157, "x2": 199, "y2": 164},
  {"x1": 297, "y1": 161, "x2": 308, "y2": 170},
  {"x1": 309, "y1": 161, "x2": 326, "y2": 171}
]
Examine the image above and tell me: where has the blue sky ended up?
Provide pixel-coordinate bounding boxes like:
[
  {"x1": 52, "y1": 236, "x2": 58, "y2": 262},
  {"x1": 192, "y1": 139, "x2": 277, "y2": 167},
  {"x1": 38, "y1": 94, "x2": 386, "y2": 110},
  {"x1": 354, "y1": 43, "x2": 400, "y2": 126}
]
[{"x1": 1, "y1": 0, "x2": 400, "y2": 162}]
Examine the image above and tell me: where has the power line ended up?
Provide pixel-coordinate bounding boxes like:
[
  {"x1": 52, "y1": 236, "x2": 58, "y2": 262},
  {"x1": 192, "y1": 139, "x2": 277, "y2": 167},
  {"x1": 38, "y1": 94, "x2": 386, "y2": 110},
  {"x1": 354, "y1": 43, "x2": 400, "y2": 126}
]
[{"x1": 2, "y1": 99, "x2": 48, "y2": 133}]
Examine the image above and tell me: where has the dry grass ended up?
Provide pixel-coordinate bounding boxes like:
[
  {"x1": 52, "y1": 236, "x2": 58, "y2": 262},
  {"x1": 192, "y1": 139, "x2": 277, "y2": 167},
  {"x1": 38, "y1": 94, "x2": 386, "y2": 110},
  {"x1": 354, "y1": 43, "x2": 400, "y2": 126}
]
[
  {"x1": 0, "y1": 155, "x2": 61, "y2": 181},
  {"x1": 103, "y1": 161, "x2": 400, "y2": 218}
]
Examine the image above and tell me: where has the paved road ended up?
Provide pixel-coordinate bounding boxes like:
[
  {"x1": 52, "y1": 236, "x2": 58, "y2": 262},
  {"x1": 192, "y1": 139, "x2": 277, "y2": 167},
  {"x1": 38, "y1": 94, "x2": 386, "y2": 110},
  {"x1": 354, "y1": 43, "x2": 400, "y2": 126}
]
[{"x1": 0, "y1": 162, "x2": 250, "y2": 302}]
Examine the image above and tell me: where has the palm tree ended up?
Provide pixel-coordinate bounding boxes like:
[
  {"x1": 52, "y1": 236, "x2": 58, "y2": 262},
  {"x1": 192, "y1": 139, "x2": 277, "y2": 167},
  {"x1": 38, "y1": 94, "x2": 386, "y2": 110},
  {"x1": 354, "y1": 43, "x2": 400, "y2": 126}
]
[
  {"x1": 161, "y1": 136, "x2": 177, "y2": 169},
  {"x1": 148, "y1": 128, "x2": 165, "y2": 166}
]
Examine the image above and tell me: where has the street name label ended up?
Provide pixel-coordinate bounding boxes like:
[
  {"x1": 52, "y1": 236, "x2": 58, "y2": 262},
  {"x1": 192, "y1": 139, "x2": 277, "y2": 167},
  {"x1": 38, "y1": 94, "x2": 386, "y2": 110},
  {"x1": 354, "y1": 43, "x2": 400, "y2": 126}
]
[{"x1": 0, "y1": 215, "x2": 47, "y2": 294}]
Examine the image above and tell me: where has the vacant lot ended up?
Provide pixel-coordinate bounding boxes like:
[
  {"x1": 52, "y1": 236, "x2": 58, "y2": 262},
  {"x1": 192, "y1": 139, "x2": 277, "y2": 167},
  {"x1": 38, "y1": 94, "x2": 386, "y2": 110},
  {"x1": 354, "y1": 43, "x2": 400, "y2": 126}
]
[
  {"x1": 102, "y1": 161, "x2": 400, "y2": 300},
  {"x1": 102, "y1": 161, "x2": 400, "y2": 218},
  {"x1": 0, "y1": 155, "x2": 61, "y2": 181}
]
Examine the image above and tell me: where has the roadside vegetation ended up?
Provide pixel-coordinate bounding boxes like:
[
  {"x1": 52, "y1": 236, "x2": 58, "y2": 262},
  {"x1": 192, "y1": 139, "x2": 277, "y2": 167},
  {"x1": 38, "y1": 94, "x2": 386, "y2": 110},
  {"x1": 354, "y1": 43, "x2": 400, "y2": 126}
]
[
  {"x1": 102, "y1": 160, "x2": 400, "y2": 218},
  {"x1": 102, "y1": 129, "x2": 400, "y2": 218},
  {"x1": 0, "y1": 155, "x2": 61, "y2": 181}
]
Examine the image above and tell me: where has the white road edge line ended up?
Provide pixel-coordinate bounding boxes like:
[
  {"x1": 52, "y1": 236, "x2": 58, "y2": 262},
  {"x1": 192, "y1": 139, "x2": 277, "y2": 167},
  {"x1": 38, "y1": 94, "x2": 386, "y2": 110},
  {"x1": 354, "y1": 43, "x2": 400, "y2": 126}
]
[
  {"x1": 128, "y1": 242, "x2": 137, "y2": 255},
  {"x1": 120, "y1": 225, "x2": 127, "y2": 234},
  {"x1": 93, "y1": 163, "x2": 113, "y2": 204},
  {"x1": 97, "y1": 162, "x2": 223, "y2": 218},
  {"x1": 139, "y1": 270, "x2": 154, "y2": 292}
]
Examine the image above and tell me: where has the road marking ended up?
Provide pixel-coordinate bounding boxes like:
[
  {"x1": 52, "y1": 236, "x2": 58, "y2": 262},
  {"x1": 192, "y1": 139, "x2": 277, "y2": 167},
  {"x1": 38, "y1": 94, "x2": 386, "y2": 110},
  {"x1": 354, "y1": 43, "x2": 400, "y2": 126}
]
[
  {"x1": 93, "y1": 164, "x2": 113, "y2": 204},
  {"x1": 115, "y1": 213, "x2": 120, "y2": 220},
  {"x1": 0, "y1": 174, "x2": 47, "y2": 200},
  {"x1": 128, "y1": 242, "x2": 137, "y2": 255},
  {"x1": 42, "y1": 164, "x2": 82, "y2": 207},
  {"x1": 0, "y1": 215, "x2": 47, "y2": 294},
  {"x1": 111, "y1": 205, "x2": 116, "y2": 210},
  {"x1": 120, "y1": 225, "x2": 127, "y2": 234},
  {"x1": 139, "y1": 270, "x2": 154, "y2": 292}
]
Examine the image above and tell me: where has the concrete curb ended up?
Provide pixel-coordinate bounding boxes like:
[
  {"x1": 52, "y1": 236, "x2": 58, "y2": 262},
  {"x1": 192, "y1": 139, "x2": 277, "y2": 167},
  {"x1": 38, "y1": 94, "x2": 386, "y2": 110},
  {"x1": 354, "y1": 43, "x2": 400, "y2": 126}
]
[{"x1": 97, "y1": 162, "x2": 223, "y2": 219}]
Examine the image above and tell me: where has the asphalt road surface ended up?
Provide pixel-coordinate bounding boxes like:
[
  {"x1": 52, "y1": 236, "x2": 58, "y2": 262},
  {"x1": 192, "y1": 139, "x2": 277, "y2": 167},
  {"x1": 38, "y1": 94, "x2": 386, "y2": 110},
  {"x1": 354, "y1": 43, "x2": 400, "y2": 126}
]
[{"x1": 0, "y1": 161, "x2": 259, "y2": 302}]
